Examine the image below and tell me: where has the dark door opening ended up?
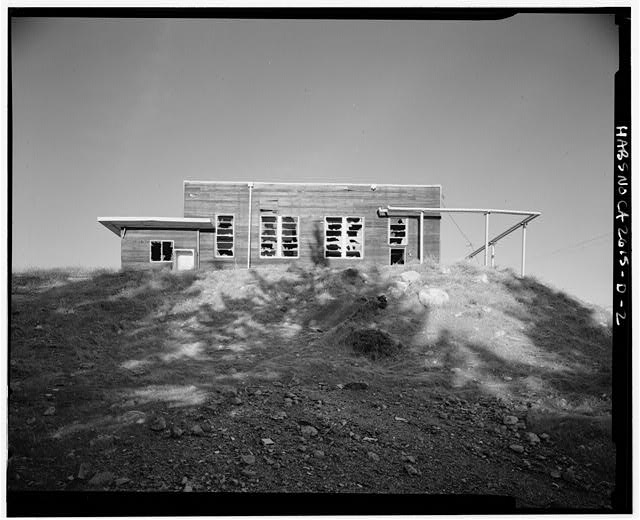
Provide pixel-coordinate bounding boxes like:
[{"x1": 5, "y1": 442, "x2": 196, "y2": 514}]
[{"x1": 390, "y1": 248, "x2": 405, "y2": 265}]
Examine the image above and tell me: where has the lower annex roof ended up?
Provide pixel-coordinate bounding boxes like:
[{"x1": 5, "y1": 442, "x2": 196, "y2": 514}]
[{"x1": 97, "y1": 217, "x2": 215, "y2": 236}]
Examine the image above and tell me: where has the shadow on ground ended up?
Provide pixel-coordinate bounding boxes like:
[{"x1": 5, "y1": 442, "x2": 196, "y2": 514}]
[{"x1": 9, "y1": 263, "x2": 614, "y2": 499}]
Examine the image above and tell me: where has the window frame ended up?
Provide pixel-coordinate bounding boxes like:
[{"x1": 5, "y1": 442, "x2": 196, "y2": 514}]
[
  {"x1": 260, "y1": 215, "x2": 300, "y2": 259},
  {"x1": 215, "y1": 213, "x2": 235, "y2": 258},
  {"x1": 388, "y1": 216, "x2": 408, "y2": 247},
  {"x1": 149, "y1": 240, "x2": 174, "y2": 263},
  {"x1": 323, "y1": 215, "x2": 365, "y2": 259}
]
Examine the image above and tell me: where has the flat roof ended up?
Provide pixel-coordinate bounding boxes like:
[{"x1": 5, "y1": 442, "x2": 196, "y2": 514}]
[
  {"x1": 184, "y1": 180, "x2": 442, "y2": 189},
  {"x1": 98, "y1": 217, "x2": 214, "y2": 236}
]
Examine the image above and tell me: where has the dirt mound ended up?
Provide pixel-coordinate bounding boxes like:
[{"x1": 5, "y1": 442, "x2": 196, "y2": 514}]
[{"x1": 342, "y1": 327, "x2": 402, "y2": 360}]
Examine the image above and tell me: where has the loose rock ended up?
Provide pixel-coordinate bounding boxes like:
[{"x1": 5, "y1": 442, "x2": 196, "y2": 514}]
[
  {"x1": 190, "y1": 425, "x2": 204, "y2": 436},
  {"x1": 418, "y1": 288, "x2": 449, "y2": 307},
  {"x1": 88, "y1": 471, "x2": 114, "y2": 487},
  {"x1": 301, "y1": 425, "x2": 318, "y2": 437},
  {"x1": 43, "y1": 406, "x2": 56, "y2": 416},
  {"x1": 562, "y1": 468, "x2": 576, "y2": 483},
  {"x1": 313, "y1": 450, "x2": 325, "y2": 458},
  {"x1": 404, "y1": 464, "x2": 420, "y2": 476},
  {"x1": 241, "y1": 454, "x2": 256, "y2": 465},
  {"x1": 77, "y1": 463, "x2": 93, "y2": 480},
  {"x1": 261, "y1": 438, "x2": 275, "y2": 446},
  {"x1": 525, "y1": 432, "x2": 540, "y2": 444},
  {"x1": 400, "y1": 271, "x2": 421, "y2": 284},
  {"x1": 503, "y1": 415, "x2": 518, "y2": 426},
  {"x1": 343, "y1": 381, "x2": 369, "y2": 391},
  {"x1": 119, "y1": 410, "x2": 147, "y2": 425},
  {"x1": 367, "y1": 452, "x2": 380, "y2": 462},
  {"x1": 509, "y1": 444, "x2": 525, "y2": 454},
  {"x1": 149, "y1": 416, "x2": 166, "y2": 431}
]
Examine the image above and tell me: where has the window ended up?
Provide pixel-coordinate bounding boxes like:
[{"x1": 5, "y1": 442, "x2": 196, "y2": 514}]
[
  {"x1": 215, "y1": 215, "x2": 234, "y2": 257},
  {"x1": 324, "y1": 216, "x2": 364, "y2": 258},
  {"x1": 389, "y1": 217, "x2": 407, "y2": 246},
  {"x1": 150, "y1": 240, "x2": 174, "y2": 262},
  {"x1": 260, "y1": 215, "x2": 299, "y2": 258}
]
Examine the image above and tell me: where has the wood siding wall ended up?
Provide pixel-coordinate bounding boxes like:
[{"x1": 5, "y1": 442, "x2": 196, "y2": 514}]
[
  {"x1": 183, "y1": 182, "x2": 441, "y2": 269},
  {"x1": 121, "y1": 229, "x2": 198, "y2": 270}
]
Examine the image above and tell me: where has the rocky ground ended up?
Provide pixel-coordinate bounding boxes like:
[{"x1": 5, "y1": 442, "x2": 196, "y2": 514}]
[{"x1": 8, "y1": 264, "x2": 615, "y2": 513}]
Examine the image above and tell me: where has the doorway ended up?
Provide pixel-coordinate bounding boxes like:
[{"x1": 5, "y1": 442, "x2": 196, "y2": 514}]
[
  {"x1": 390, "y1": 248, "x2": 405, "y2": 265},
  {"x1": 174, "y1": 249, "x2": 195, "y2": 271}
]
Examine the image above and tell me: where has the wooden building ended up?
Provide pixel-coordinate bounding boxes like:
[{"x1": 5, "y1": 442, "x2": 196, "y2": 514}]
[{"x1": 98, "y1": 181, "x2": 441, "y2": 271}]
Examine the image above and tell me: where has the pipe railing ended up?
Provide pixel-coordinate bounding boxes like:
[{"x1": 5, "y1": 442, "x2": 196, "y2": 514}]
[{"x1": 377, "y1": 206, "x2": 541, "y2": 277}]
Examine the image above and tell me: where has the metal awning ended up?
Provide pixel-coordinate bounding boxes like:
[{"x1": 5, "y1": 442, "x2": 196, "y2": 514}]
[{"x1": 97, "y1": 217, "x2": 215, "y2": 236}]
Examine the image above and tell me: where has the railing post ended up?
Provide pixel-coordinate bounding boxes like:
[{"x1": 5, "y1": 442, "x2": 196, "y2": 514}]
[
  {"x1": 196, "y1": 229, "x2": 200, "y2": 270},
  {"x1": 521, "y1": 223, "x2": 527, "y2": 277},
  {"x1": 490, "y1": 244, "x2": 495, "y2": 268},
  {"x1": 484, "y1": 212, "x2": 490, "y2": 266}
]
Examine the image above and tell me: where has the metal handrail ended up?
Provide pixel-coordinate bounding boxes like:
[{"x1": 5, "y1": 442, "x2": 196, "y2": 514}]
[
  {"x1": 377, "y1": 205, "x2": 541, "y2": 277},
  {"x1": 466, "y1": 213, "x2": 540, "y2": 259}
]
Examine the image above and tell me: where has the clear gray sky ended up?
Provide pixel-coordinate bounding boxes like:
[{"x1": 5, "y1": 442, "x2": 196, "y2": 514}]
[{"x1": 11, "y1": 14, "x2": 618, "y2": 307}]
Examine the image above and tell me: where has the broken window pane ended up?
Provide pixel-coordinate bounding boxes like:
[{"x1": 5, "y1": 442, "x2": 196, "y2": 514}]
[
  {"x1": 389, "y1": 217, "x2": 407, "y2": 246},
  {"x1": 150, "y1": 241, "x2": 161, "y2": 261},
  {"x1": 216, "y1": 215, "x2": 235, "y2": 257},
  {"x1": 150, "y1": 240, "x2": 173, "y2": 262},
  {"x1": 324, "y1": 216, "x2": 364, "y2": 259},
  {"x1": 162, "y1": 241, "x2": 173, "y2": 261},
  {"x1": 260, "y1": 215, "x2": 299, "y2": 258}
]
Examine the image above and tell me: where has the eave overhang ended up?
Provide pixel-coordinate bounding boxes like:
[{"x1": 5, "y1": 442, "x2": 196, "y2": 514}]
[{"x1": 97, "y1": 217, "x2": 215, "y2": 236}]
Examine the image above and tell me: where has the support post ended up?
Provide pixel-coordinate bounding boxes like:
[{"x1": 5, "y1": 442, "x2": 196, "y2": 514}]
[
  {"x1": 419, "y1": 211, "x2": 424, "y2": 264},
  {"x1": 490, "y1": 244, "x2": 495, "y2": 268},
  {"x1": 196, "y1": 229, "x2": 200, "y2": 270},
  {"x1": 247, "y1": 182, "x2": 254, "y2": 269},
  {"x1": 521, "y1": 223, "x2": 527, "y2": 277},
  {"x1": 484, "y1": 212, "x2": 490, "y2": 266}
]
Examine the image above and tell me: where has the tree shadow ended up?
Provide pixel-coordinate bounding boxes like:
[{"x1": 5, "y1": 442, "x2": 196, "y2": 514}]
[
  {"x1": 308, "y1": 221, "x2": 329, "y2": 267},
  {"x1": 10, "y1": 264, "x2": 435, "y2": 461}
]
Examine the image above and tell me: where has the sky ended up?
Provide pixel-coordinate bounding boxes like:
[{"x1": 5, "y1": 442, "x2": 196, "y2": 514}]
[{"x1": 10, "y1": 12, "x2": 619, "y2": 308}]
